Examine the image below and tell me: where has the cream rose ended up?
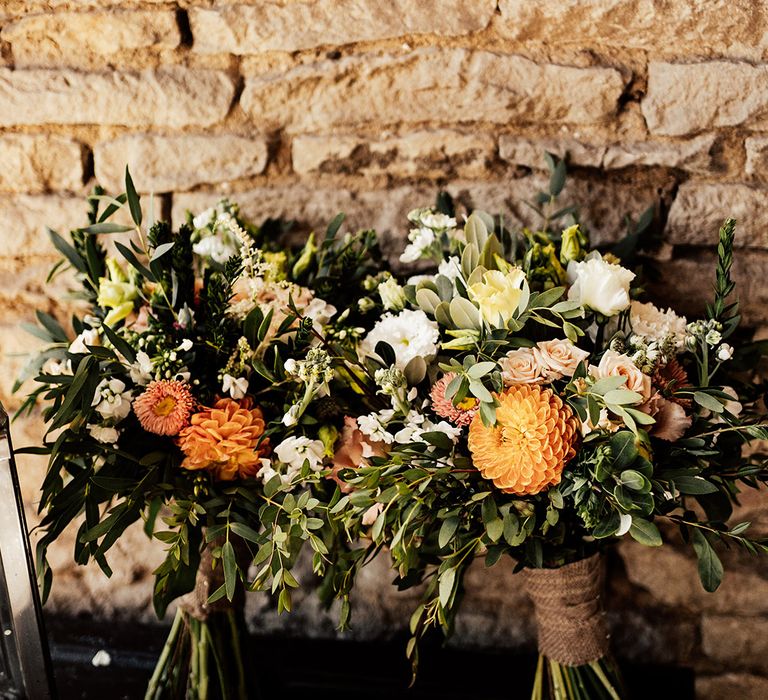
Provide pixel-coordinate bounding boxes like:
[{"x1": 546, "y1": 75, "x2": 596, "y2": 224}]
[
  {"x1": 534, "y1": 339, "x2": 590, "y2": 380},
  {"x1": 567, "y1": 254, "x2": 635, "y2": 317},
  {"x1": 499, "y1": 348, "x2": 545, "y2": 385},
  {"x1": 468, "y1": 268, "x2": 529, "y2": 328},
  {"x1": 590, "y1": 349, "x2": 652, "y2": 401}
]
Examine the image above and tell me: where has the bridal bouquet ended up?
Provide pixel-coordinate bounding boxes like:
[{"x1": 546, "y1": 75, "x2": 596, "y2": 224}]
[
  {"x1": 330, "y1": 162, "x2": 768, "y2": 698},
  {"x1": 17, "y1": 170, "x2": 383, "y2": 698}
]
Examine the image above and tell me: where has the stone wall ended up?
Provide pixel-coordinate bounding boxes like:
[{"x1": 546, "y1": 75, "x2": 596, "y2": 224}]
[{"x1": 2, "y1": 1, "x2": 768, "y2": 696}]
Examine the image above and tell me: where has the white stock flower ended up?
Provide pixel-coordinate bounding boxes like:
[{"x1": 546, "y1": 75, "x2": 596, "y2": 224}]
[
  {"x1": 222, "y1": 374, "x2": 249, "y2": 399},
  {"x1": 274, "y1": 436, "x2": 325, "y2": 473},
  {"x1": 359, "y1": 309, "x2": 439, "y2": 373},
  {"x1": 567, "y1": 254, "x2": 635, "y2": 317},
  {"x1": 129, "y1": 351, "x2": 154, "y2": 385},
  {"x1": 192, "y1": 235, "x2": 237, "y2": 264},
  {"x1": 91, "y1": 378, "x2": 133, "y2": 421},
  {"x1": 69, "y1": 329, "x2": 101, "y2": 355},
  {"x1": 437, "y1": 256, "x2": 462, "y2": 284},
  {"x1": 399, "y1": 227, "x2": 435, "y2": 264},
  {"x1": 717, "y1": 344, "x2": 734, "y2": 362},
  {"x1": 88, "y1": 425, "x2": 120, "y2": 444},
  {"x1": 629, "y1": 301, "x2": 687, "y2": 350},
  {"x1": 357, "y1": 409, "x2": 395, "y2": 444},
  {"x1": 192, "y1": 207, "x2": 215, "y2": 230}
]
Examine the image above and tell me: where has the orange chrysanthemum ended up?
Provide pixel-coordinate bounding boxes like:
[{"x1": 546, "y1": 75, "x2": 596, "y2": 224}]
[
  {"x1": 134, "y1": 380, "x2": 195, "y2": 436},
  {"x1": 468, "y1": 385, "x2": 579, "y2": 495},
  {"x1": 176, "y1": 398, "x2": 270, "y2": 481}
]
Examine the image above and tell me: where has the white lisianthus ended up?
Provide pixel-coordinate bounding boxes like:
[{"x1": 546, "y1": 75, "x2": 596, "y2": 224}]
[
  {"x1": 468, "y1": 268, "x2": 529, "y2": 328},
  {"x1": 88, "y1": 425, "x2": 120, "y2": 444},
  {"x1": 222, "y1": 374, "x2": 249, "y2": 399},
  {"x1": 400, "y1": 227, "x2": 435, "y2": 264},
  {"x1": 274, "y1": 436, "x2": 326, "y2": 473},
  {"x1": 629, "y1": 301, "x2": 687, "y2": 350},
  {"x1": 717, "y1": 344, "x2": 734, "y2": 361},
  {"x1": 437, "y1": 256, "x2": 462, "y2": 284},
  {"x1": 378, "y1": 277, "x2": 407, "y2": 311},
  {"x1": 69, "y1": 329, "x2": 101, "y2": 355},
  {"x1": 360, "y1": 309, "x2": 439, "y2": 373},
  {"x1": 91, "y1": 378, "x2": 133, "y2": 421},
  {"x1": 567, "y1": 254, "x2": 635, "y2": 317}
]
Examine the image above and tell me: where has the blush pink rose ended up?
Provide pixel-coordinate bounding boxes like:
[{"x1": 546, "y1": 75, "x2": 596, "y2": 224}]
[
  {"x1": 534, "y1": 339, "x2": 590, "y2": 380},
  {"x1": 590, "y1": 350, "x2": 652, "y2": 401}
]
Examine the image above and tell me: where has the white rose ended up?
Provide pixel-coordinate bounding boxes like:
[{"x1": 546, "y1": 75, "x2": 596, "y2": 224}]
[
  {"x1": 589, "y1": 350, "x2": 652, "y2": 401},
  {"x1": 499, "y1": 348, "x2": 546, "y2": 385},
  {"x1": 567, "y1": 254, "x2": 635, "y2": 317},
  {"x1": 534, "y1": 339, "x2": 590, "y2": 380}
]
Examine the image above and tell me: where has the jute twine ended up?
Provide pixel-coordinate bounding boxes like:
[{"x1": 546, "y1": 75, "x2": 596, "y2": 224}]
[
  {"x1": 179, "y1": 538, "x2": 243, "y2": 622},
  {"x1": 522, "y1": 553, "x2": 610, "y2": 666}
]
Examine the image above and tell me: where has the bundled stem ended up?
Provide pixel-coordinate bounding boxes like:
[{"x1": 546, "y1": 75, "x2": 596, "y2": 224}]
[
  {"x1": 145, "y1": 538, "x2": 255, "y2": 700},
  {"x1": 524, "y1": 554, "x2": 625, "y2": 700}
]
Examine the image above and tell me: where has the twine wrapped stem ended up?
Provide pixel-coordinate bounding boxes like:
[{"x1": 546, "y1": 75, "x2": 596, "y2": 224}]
[{"x1": 523, "y1": 553, "x2": 610, "y2": 666}]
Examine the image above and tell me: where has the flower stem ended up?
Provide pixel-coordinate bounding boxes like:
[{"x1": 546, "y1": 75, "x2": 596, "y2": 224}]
[{"x1": 144, "y1": 607, "x2": 183, "y2": 700}]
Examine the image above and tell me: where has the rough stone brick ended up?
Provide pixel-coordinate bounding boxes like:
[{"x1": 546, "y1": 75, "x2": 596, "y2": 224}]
[
  {"x1": 697, "y1": 674, "x2": 768, "y2": 700},
  {"x1": 0, "y1": 195, "x2": 86, "y2": 257},
  {"x1": 499, "y1": 134, "x2": 715, "y2": 173},
  {"x1": 701, "y1": 615, "x2": 768, "y2": 669},
  {"x1": 292, "y1": 130, "x2": 495, "y2": 179},
  {"x1": 745, "y1": 136, "x2": 768, "y2": 178},
  {"x1": 0, "y1": 135, "x2": 83, "y2": 193},
  {"x1": 190, "y1": 1, "x2": 496, "y2": 54},
  {"x1": 666, "y1": 182, "x2": 768, "y2": 247},
  {"x1": 95, "y1": 134, "x2": 269, "y2": 193},
  {"x1": 1, "y1": 10, "x2": 180, "y2": 67},
  {"x1": 643, "y1": 61, "x2": 768, "y2": 136},
  {"x1": 497, "y1": 0, "x2": 768, "y2": 60},
  {"x1": 241, "y1": 49, "x2": 625, "y2": 132},
  {"x1": 0, "y1": 68, "x2": 235, "y2": 127}
]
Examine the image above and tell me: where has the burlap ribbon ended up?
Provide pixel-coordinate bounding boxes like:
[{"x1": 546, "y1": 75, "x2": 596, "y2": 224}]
[
  {"x1": 179, "y1": 538, "x2": 244, "y2": 621},
  {"x1": 522, "y1": 553, "x2": 610, "y2": 666}
]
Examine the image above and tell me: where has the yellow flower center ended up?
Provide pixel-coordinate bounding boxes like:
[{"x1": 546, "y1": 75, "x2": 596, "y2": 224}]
[
  {"x1": 153, "y1": 396, "x2": 177, "y2": 417},
  {"x1": 457, "y1": 397, "x2": 478, "y2": 410}
]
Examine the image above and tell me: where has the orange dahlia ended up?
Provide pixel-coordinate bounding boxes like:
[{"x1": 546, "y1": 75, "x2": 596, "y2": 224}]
[
  {"x1": 468, "y1": 385, "x2": 579, "y2": 495},
  {"x1": 133, "y1": 380, "x2": 195, "y2": 436},
  {"x1": 176, "y1": 398, "x2": 270, "y2": 481}
]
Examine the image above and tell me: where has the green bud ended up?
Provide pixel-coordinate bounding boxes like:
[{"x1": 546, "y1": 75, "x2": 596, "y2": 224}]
[
  {"x1": 559, "y1": 224, "x2": 585, "y2": 265},
  {"x1": 292, "y1": 231, "x2": 317, "y2": 279},
  {"x1": 318, "y1": 424, "x2": 339, "y2": 458}
]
